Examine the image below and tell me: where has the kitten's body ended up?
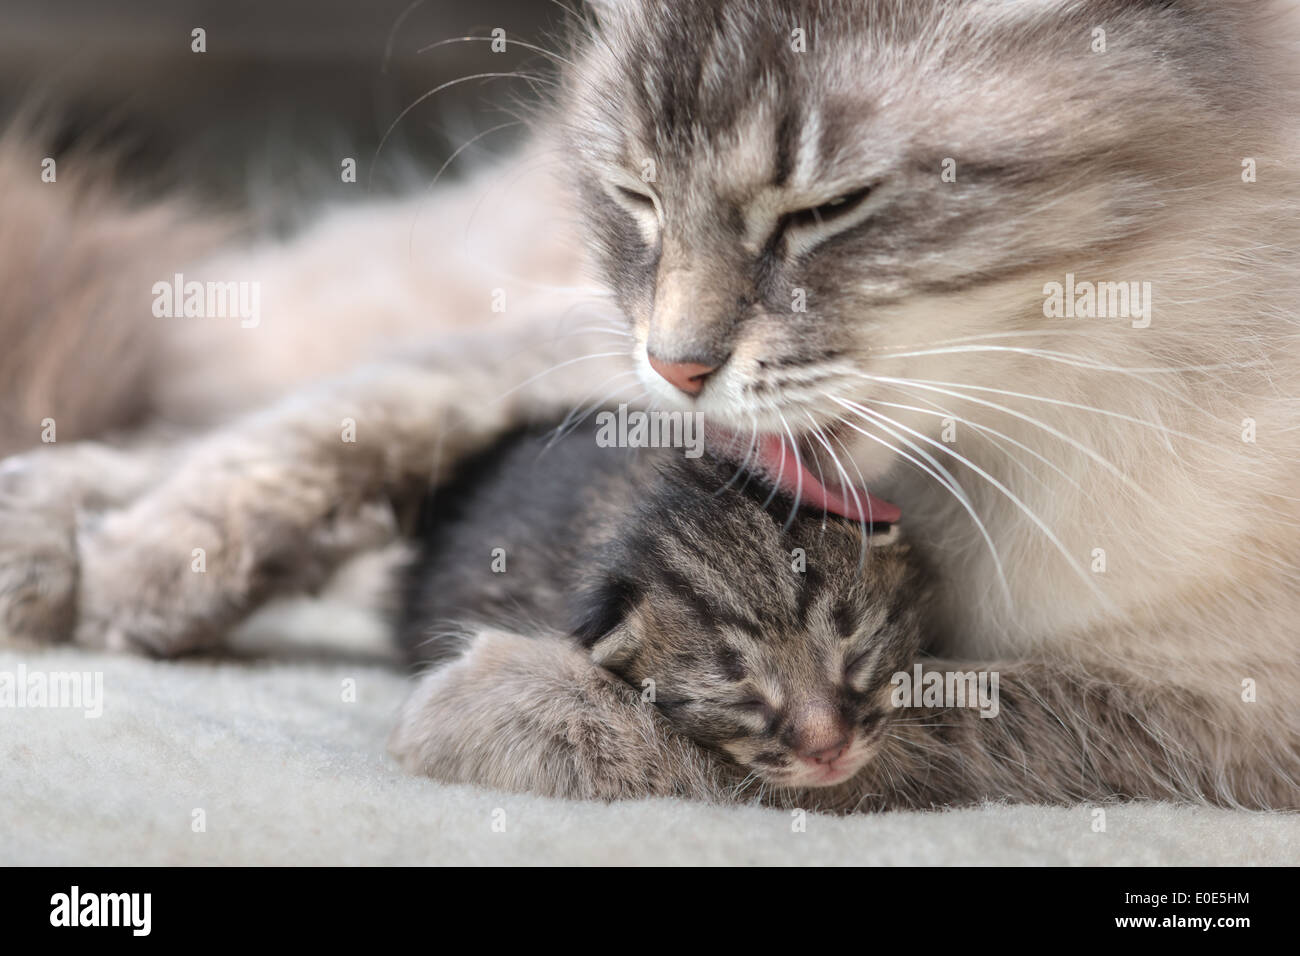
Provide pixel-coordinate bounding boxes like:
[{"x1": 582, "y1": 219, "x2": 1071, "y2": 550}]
[
  {"x1": 398, "y1": 423, "x2": 924, "y2": 791},
  {"x1": 1, "y1": 0, "x2": 1297, "y2": 808}
]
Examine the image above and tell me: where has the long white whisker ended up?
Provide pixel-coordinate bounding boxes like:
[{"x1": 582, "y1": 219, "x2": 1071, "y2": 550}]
[
  {"x1": 870, "y1": 344, "x2": 1251, "y2": 376},
  {"x1": 848, "y1": 372, "x2": 1159, "y2": 504},
  {"x1": 832, "y1": 400, "x2": 1012, "y2": 604},
  {"x1": 861, "y1": 396, "x2": 1084, "y2": 494},
  {"x1": 417, "y1": 35, "x2": 576, "y2": 67},
  {"x1": 804, "y1": 418, "x2": 871, "y2": 567},
  {"x1": 879, "y1": 374, "x2": 1212, "y2": 446},
  {"x1": 837, "y1": 398, "x2": 1102, "y2": 603},
  {"x1": 369, "y1": 71, "x2": 552, "y2": 187},
  {"x1": 776, "y1": 412, "x2": 805, "y2": 531},
  {"x1": 492, "y1": 350, "x2": 628, "y2": 404},
  {"x1": 713, "y1": 417, "x2": 759, "y2": 497},
  {"x1": 547, "y1": 372, "x2": 644, "y2": 447}
]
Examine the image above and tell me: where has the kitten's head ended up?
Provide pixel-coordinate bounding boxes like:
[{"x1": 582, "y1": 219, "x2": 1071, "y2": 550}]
[
  {"x1": 572, "y1": 456, "x2": 926, "y2": 788},
  {"x1": 560, "y1": 0, "x2": 1285, "y2": 478}
]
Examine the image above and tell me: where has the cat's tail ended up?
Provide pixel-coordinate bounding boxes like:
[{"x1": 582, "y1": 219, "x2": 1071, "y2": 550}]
[{"x1": 0, "y1": 122, "x2": 232, "y2": 457}]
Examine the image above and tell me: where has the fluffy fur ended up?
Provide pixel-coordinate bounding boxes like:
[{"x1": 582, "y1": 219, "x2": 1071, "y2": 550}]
[{"x1": 1, "y1": 0, "x2": 1297, "y2": 809}]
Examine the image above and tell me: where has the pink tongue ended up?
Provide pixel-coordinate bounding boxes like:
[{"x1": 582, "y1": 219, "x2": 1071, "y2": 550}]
[{"x1": 716, "y1": 431, "x2": 901, "y2": 525}]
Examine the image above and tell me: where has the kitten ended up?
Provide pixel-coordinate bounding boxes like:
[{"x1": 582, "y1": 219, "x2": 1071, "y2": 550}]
[{"x1": 399, "y1": 423, "x2": 925, "y2": 790}]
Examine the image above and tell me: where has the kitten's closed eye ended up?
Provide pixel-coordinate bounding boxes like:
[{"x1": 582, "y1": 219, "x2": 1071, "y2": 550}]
[
  {"x1": 844, "y1": 648, "x2": 875, "y2": 679},
  {"x1": 726, "y1": 697, "x2": 777, "y2": 734},
  {"x1": 730, "y1": 697, "x2": 775, "y2": 719}
]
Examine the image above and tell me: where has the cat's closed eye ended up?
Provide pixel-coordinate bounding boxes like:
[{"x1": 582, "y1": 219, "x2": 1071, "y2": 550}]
[
  {"x1": 784, "y1": 184, "x2": 873, "y2": 232},
  {"x1": 613, "y1": 184, "x2": 659, "y2": 221}
]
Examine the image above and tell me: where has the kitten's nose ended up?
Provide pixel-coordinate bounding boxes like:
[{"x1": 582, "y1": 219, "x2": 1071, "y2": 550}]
[
  {"x1": 800, "y1": 739, "x2": 851, "y2": 766},
  {"x1": 792, "y1": 703, "x2": 852, "y2": 765},
  {"x1": 647, "y1": 353, "x2": 719, "y2": 396}
]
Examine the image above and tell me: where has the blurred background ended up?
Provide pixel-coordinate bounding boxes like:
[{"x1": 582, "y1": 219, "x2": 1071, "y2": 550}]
[{"x1": 0, "y1": 0, "x2": 571, "y2": 224}]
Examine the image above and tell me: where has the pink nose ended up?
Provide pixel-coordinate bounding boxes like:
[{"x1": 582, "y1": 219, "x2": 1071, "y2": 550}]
[
  {"x1": 648, "y1": 354, "x2": 719, "y2": 396},
  {"x1": 799, "y1": 740, "x2": 850, "y2": 766}
]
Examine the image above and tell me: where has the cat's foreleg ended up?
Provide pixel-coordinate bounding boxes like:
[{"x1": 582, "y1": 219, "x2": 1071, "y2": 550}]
[
  {"x1": 67, "y1": 328, "x2": 629, "y2": 654},
  {"x1": 390, "y1": 628, "x2": 736, "y2": 802}
]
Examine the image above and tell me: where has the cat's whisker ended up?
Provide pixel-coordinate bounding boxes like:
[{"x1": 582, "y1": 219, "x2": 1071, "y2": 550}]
[
  {"x1": 868, "y1": 344, "x2": 1254, "y2": 377},
  {"x1": 861, "y1": 344, "x2": 1242, "y2": 424},
  {"x1": 369, "y1": 71, "x2": 554, "y2": 188},
  {"x1": 417, "y1": 35, "x2": 577, "y2": 68},
  {"x1": 826, "y1": 426, "x2": 883, "y2": 567},
  {"x1": 860, "y1": 395, "x2": 1084, "y2": 495},
  {"x1": 801, "y1": 414, "x2": 872, "y2": 567},
  {"x1": 381, "y1": 0, "x2": 429, "y2": 75},
  {"x1": 712, "y1": 416, "x2": 759, "y2": 498},
  {"x1": 406, "y1": 120, "x2": 525, "y2": 258},
  {"x1": 798, "y1": 416, "x2": 834, "y2": 528},
  {"x1": 836, "y1": 397, "x2": 1107, "y2": 605},
  {"x1": 830, "y1": 399, "x2": 1013, "y2": 605},
  {"x1": 863, "y1": 329, "x2": 1122, "y2": 353},
  {"x1": 776, "y1": 411, "x2": 806, "y2": 531},
  {"x1": 730, "y1": 769, "x2": 761, "y2": 800},
  {"x1": 491, "y1": 350, "x2": 630, "y2": 405},
  {"x1": 841, "y1": 371, "x2": 1160, "y2": 505},
  {"x1": 757, "y1": 412, "x2": 791, "y2": 513},
  {"x1": 876, "y1": 373, "x2": 1212, "y2": 447},
  {"x1": 546, "y1": 374, "x2": 646, "y2": 448}
]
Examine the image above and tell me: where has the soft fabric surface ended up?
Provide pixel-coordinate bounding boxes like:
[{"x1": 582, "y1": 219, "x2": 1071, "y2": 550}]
[{"x1": 2, "y1": 595, "x2": 1295, "y2": 866}]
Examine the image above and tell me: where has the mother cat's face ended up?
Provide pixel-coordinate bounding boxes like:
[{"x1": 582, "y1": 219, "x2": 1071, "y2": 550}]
[{"x1": 562, "y1": 0, "x2": 1255, "y2": 479}]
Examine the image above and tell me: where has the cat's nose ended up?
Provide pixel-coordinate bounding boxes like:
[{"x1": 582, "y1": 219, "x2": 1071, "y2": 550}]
[
  {"x1": 792, "y1": 704, "x2": 852, "y2": 764},
  {"x1": 647, "y1": 353, "x2": 720, "y2": 396},
  {"x1": 799, "y1": 739, "x2": 851, "y2": 766}
]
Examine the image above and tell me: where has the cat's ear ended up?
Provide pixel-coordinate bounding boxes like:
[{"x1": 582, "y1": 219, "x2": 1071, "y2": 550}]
[
  {"x1": 588, "y1": 622, "x2": 639, "y2": 669},
  {"x1": 571, "y1": 574, "x2": 640, "y2": 664}
]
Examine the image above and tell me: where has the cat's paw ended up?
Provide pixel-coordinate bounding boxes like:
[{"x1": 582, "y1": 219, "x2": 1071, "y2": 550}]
[
  {"x1": 0, "y1": 440, "x2": 177, "y2": 647},
  {"x1": 71, "y1": 498, "x2": 399, "y2": 656},
  {"x1": 0, "y1": 493, "x2": 78, "y2": 645},
  {"x1": 390, "y1": 628, "x2": 728, "y2": 802},
  {"x1": 70, "y1": 508, "x2": 228, "y2": 655}
]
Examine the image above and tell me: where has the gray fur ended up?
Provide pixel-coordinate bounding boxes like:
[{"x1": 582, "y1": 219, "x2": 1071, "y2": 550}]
[
  {"x1": 1, "y1": 0, "x2": 1296, "y2": 811},
  {"x1": 400, "y1": 425, "x2": 925, "y2": 788}
]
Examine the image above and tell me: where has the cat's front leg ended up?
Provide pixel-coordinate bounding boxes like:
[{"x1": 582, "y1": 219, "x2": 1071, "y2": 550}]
[
  {"x1": 68, "y1": 363, "x2": 500, "y2": 654},
  {"x1": 69, "y1": 327, "x2": 630, "y2": 655},
  {"x1": 390, "y1": 628, "x2": 734, "y2": 802}
]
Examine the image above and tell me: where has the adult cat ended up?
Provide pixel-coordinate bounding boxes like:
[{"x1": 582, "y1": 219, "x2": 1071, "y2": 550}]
[{"x1": 2, "y1": 0, "x2": 1297, "y2": 807}]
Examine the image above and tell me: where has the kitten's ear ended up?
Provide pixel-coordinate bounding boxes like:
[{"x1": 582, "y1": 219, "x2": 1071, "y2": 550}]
[
  {"x1": 588, "y1": 622, "x2": 639, "y2": 669},
  {"x1": 570, "y1": 574, "x2": 641, "y2": 665}
]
